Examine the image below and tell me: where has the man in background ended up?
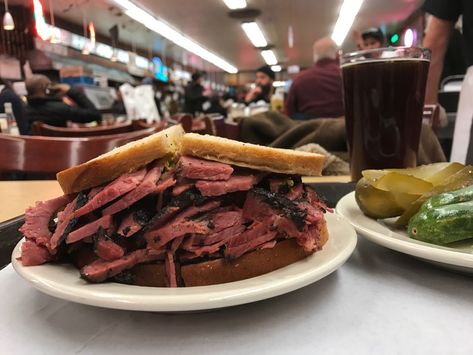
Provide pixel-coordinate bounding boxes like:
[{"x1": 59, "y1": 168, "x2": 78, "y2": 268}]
[
  {"x1": 422, "y1": 0, "x2": 473, "y2": 163},
  {"x1": 244, "y1": 65, "x2": 275, "y2": 104},
  {"x1": 352, "y1": 28, "x2": 385, "y2": 50},
  {"x1": 184, "y1": 72, "x2": 207, "y2": 115},
  {"x1": 0, "y1": 79, "x2": 29, "y2": 134},
  {"x1": 285, "y1": 37, "x2": 344, "y2": 120},
  {"x1": 25, "y1": 74, "x2": 101, "y2": 128}
]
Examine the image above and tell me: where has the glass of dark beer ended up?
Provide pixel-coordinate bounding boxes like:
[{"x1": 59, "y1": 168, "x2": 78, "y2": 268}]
[{"x1": 341, "y1": 47, "x2": 431, "y2": 181}]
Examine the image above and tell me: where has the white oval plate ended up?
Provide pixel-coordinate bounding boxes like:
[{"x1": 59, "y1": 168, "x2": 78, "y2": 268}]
[
  {"x1": 11, "y1": 213, "x2": 356, "y2": 312},
  {"x1": 336, "y1": 192, "x2": 473, "y2": 272}
]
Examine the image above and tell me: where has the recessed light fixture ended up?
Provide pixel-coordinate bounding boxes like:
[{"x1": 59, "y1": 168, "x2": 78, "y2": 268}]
[
  {"x1": 241, "y1": 22, "x2": 268, "y2": 48},
  {"x1": 111, "y1": 0, "x2": 237, "y2": 73},
  {"x1": 223, "y1": 0, "x2": 247, "y2": 10},
  {"x1": 271, "y1": 65, "x2": 282, "y2": 72},
  {"x1": 331, "y1": 0, "x2": 364, "y2": 46},
  {"x1": 261, "y1": 50, "x2": 277, "y2": 66}
]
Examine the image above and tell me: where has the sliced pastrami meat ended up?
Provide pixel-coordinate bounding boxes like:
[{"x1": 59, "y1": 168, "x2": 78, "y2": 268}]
[
  {"x1": 244, "y1": 188, "x2": 307, "y2": 231},
  {"x1": 74, "y1": 168, "x2": 146, "y2": 218},
  {"x1": 102, "y1": 167, "x2": 161, "y2": 215},
  {"x1": 19, "y1": 195, "x2": 73, "y2": 247},
  {"x1": 49, "y1": 192, "x2": 88, "y2": 252},
  {"x1": 20, "y1": 240, "x2": 53, "y2": 266},
  {"x1": 80, "y1": 249, "x2": 163, "y2": 283},
  {"x1": 172, "y1": 182, "x2": 194, "y2": 196},
  {"x1": 145, "y1": 200, "x2": 221, "y2": 249},
  {"x1": 155, "y1": 176, "x2": 176, "y2": 193},
  {"x1": 94, "y1": 229, "x2": 125, "y2": 261},
  {"x1": 225, "y1": 222, "x2": 278, "y2": 260},
  {"x1": 117, "y1": 208, "x2": 154, "y2": 238},
  {"x1": 66, "y1": 215, "x2": 114, "y2": 244},
  {"x1": 117, "y1": 212, "x2": 142, "y2": 237},
  {"x1": 177, "y1": 156, "x2": 233, "y2": 181},
  {"x1": 184, "y1": 224, "x2": 246, "y2": 258},
  {"x1": 259, "y1": 240, "x2": 277, "y2": 250},
  {"x1": 165, "y1": 251, "x2": 178, "y2": 287},
  {"x1": 196, "y1": 175, "x2": 256, "y2": 197},
  {"x1": 286, "y1": 184, "x2": 304, "y2": 200}
]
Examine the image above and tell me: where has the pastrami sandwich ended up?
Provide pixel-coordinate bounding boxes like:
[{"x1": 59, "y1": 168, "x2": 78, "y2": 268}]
[{"x1": 18, "y1": 125, "x2": 330, "y2": 287}]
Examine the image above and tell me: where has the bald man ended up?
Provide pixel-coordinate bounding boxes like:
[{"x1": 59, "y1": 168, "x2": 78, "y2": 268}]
[
  {"x1": 25, "y1": 74, "x2": 101, "y2": 128},
  {"x1": 285, "y1": 37, "x2": 344, "y2": 120}
]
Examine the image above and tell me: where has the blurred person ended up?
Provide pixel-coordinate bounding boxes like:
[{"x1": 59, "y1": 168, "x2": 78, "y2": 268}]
[
  {"x1": 422, "y1": 0, "x2": 473, "y2": 163},
  {"x1": 285, "y1": 37, "x2": 344, "y2": 120},
  {"x1": 204, "y1": 94, "x2": 227, "y2": 117},
  {"x1": 111, "y1": 86, "x2": 126, "y2": 116},
  {"x1": 353, "y1": 28, "x2": 385, "y2": 50},
  {"x1": 244, "y1": 65, "x2": 275, "y2": 104},
  {"x1": 0, "y1": 79, "x2": 29, "y2": 134},
  {"x1": 184, "y1": 72, "x2": 207, "y2": 115},
  {"x1": 25, "y1": 74, "x2": 101, "y2": 127}
]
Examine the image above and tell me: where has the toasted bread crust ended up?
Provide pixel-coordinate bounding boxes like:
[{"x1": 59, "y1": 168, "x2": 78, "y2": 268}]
[
  {"x1": 181, "y1": 133, "x2": 325, "y2": 176},
  {"x1": 56, "y1": 125, "x2": 185, "y2": 194}
]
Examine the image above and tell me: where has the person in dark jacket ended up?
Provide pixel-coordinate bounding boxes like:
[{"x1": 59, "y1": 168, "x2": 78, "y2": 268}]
[
  {"x1": 0, "y1": 79, "x2": 29, "y2": 134},
  {"x1": 25, "y1": 74, "x2": 101, "y2": 128},
  {"x1": 184, "y1": 72, "x2": 207, "y2": 115}
]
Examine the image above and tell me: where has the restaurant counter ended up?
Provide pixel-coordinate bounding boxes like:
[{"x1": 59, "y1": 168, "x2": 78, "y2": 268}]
[{"x1": 0, "y1": 179, "x2": 472, "y2": 354}]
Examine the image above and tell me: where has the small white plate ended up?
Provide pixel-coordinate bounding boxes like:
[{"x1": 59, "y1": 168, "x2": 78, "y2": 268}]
[
  {"x1": 11, "y1": 213, "x2": 356, "y2": 312},
  {"x1": 336, "y1": 192, "x2": 473, "y2": 273}
]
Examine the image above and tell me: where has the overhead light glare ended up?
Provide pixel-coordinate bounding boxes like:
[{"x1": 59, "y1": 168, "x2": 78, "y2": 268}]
[
  {"x1": 111, "y1": 0, "x2": 237, "y2": 73},
  {"x1": 273, "y1": 81, "x2": 286, "y2": 88},
  {"x1": 3, "y1": 11, "x2": 14, "y2": 30},
  {"x1": 271, "y1": 65, "x2": 282, "y2": 72},
  {"x1": 241, "y1": 22, "x2": 268, "y2": 48},
  {"x1": 223, "y1": 0, "x2": 247, "y2": 10},
  {"x1": 331, "y1": 0, "x2": 364, "y2": 46},
  {"x1": 403, "y1": 28, "x2": 415, "y2": 47},
  {"x1": 261, "y1": 50, "x2": 277, "y2": 65}
]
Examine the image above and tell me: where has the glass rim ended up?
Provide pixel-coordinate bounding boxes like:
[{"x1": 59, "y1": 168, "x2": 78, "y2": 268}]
[{"x1": 340, "y1": 46, "x2": 431, "y2": 64}]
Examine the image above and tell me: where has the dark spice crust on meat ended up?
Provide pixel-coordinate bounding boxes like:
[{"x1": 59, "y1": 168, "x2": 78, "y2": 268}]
[{"x1": 250, "y1": 187, "x2": 307, "y2": 231}]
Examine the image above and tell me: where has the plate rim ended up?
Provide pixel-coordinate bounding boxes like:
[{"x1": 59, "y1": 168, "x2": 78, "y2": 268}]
[
  {"x1": 336, "y1": 191, "x2": 473, "y2": 268},
  {"x1": 11, "y1": 213, "x2": 357, "y2": 312}
]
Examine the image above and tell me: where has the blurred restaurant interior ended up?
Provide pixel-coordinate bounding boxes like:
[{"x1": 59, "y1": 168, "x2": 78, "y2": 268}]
[{"x1": 0, "y1": 0, "x2": 473, "y2": 353}]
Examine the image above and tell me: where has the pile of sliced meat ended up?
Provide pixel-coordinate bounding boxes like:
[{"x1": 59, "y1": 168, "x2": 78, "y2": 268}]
[{"x1": 19, "y1": 156, "x2": 329, "y2": 287}]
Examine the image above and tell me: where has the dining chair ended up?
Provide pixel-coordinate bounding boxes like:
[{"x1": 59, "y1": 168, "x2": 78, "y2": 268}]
[
  {"x1": 31, "y1": 121, "x2": 135, "y2": 137},
  {"x1": 0, "y1": 127, "x2": 156, "y2": 179}
]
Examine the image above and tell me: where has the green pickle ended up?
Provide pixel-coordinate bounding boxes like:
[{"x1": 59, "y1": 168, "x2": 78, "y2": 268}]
[{"x1": 408, "y1": 185, "x2": 473, "y2": 245}]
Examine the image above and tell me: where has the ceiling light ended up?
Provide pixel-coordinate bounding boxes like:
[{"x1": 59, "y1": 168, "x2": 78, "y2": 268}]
[
  {"x1": 261, "y1": 50, "x2": 277, "y2": 65},
  {"x1": 331, "y1": 0, "x2": 364, "y2": 46},
  {"x1": 271, "y1": 65, "x2": 282, "y2": 72},
  {"x1": 241, "y1": 22, "x2": 268, "y2": 48},
  {"x1": 223, "y1": 0, "x2": 247, "y2": 10},
  {"x1": 3, "y1": 11, "x2": 14, "y2": 30},
  {"x1": 3, "y1": 0, "x2": 14, "y2": 31},
  {"x1": 111, "y1": 0, "x2": 237, "y2": 73}
]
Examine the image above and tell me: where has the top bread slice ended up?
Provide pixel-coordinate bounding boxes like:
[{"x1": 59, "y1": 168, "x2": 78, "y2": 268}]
[
  {"x1": 180, "y1": 133, "x2": 325, "y2": 176},
  {"x1": 57, "y1": 125, "x2": 185, "y2": 194}
]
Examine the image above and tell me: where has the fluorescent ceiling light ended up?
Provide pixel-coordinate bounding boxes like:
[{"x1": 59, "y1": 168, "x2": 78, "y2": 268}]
[
  {"x1": 111, "y1": 0, "x2": 237, "y2": 73},
  {"x1": 271, "y1": 65, "x2": 282, "y2": 72},
  {"x1": 331, "y1": 0, "x2": 364, "y2": 46},
  {"x1": 241, "y1": 22, "x2": 268, "y2": 48},
  {"x1": 261, "y1": 50, "x2": 277, "y2": 65},
  {"x1": 223, "y1": 0, "x2": 247, "y2": 10}
]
